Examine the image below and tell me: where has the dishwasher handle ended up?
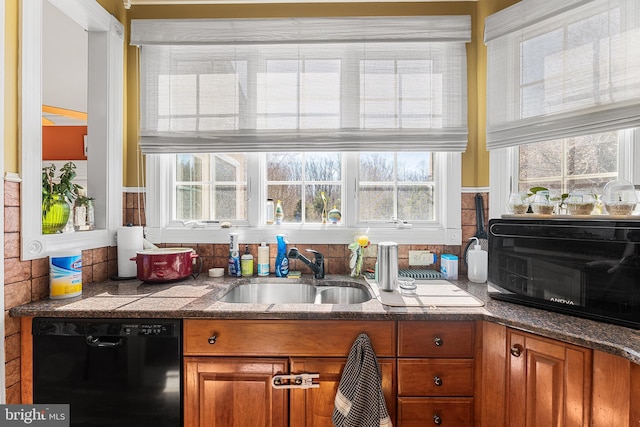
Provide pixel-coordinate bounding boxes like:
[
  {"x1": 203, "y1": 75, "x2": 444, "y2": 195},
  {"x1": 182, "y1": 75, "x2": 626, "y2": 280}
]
[{"x1": 85, "y1": 335, "x2": 125, "y2": 348}]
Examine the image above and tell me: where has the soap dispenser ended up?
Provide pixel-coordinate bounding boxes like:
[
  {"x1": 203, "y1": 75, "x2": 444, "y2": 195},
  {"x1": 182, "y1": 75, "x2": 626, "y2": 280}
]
[{"x1": 467, "y1": 237, "x2": 488, "y2": 283}]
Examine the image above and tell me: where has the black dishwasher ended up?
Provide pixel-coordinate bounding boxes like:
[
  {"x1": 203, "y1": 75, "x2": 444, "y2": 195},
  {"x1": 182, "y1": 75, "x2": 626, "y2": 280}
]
[{"x1": 32, "y1": 318, "x2": 182, "y2": 427}]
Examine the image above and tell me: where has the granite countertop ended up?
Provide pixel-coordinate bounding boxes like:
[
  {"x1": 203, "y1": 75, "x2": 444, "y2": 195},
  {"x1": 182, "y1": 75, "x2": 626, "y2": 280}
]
[{"x1": 9, "y1": 274, "x2": 640, "y2": 365}]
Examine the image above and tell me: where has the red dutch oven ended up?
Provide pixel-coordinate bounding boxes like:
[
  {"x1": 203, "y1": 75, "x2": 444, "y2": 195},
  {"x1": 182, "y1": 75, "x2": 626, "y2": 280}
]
[{"x1": 130, "y1": 248, "x2": 200, "y2": 282}]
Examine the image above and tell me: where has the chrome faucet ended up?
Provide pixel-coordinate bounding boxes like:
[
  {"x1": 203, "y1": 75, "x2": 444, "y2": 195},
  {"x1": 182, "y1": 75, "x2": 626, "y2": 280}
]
[{"x1": 287, "y1": 248, "x2": 325, "y2": 279}]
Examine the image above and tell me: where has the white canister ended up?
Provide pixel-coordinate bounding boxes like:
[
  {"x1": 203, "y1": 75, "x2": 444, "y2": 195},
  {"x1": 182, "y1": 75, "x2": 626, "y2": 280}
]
[
  {"x1": 257, "y1": 242, "x2": 270, "y2": 276},
  {"x1": 377, "y1": 242, "x2": 398, "y2": 292},
  {"x1": 440, "y1": 254, "x2": 458, "y2": 280},
  {"x1": 49, "y1": 251, "x2": 82, "y2": 299}
]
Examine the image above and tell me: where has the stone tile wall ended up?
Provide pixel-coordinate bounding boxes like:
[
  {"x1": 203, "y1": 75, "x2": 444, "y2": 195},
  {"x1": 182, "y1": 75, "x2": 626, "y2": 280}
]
[{"x1": 4, "y1": 184, "x2": 487, "y2": 402}]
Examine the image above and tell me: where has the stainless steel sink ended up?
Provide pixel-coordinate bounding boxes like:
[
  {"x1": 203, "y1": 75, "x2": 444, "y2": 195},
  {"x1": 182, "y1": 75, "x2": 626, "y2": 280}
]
[{"x1": 220, "y1": 280, "x2": 372, "y2": 304}]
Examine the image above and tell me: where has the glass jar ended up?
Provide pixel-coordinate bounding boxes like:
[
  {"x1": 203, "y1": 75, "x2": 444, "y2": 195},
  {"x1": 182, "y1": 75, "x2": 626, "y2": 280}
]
[
  {"x1": 507, "y1": 191, "x2": 530, "y2": 214},
  {"x1": 74, "y1": 198, "x2": 95, "y2": 231},
  {"x1": 602, "y1": 180, "x2": 638, "y2": 216},
  {"x1": 266, "y1": 199, "x2": 275, "y2": 224},
  {"x1": 531, "y1": 190, "x2": 555, "y2": 215},
  {"x1": 565, "y1": 190, "x2": 596, "y2": 215}
]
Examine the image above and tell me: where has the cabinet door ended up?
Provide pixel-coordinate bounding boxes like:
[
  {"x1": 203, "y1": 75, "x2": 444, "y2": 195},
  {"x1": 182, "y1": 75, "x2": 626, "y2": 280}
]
[
  {"x1": 184, "y1": 357, "x2": 288, "y2": 427},
  {"x1": 289, "y1": 358, "x2": 396, "y2": 427},
  {"x1": 507, "y1": 331, "x2": 591, "y2": 427}
]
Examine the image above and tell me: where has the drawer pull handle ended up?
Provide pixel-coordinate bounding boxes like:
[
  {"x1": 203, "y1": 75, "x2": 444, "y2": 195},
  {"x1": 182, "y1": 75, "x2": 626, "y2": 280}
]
[
  {"x1": 208, "y1": 335, "x2": 218, "y2": 345},
  {"x1": 433, "y1": 376, "x2": 443, "y2": 386},
  {"x1": 433, "y1": 414, "x2": 442, "y2": 425},
  {"x1": 510, "y1": 343, "x2": 523, "y2": 357},
  {"x1": 434, "y1": 337, "x2": 443, "y2": 347}
]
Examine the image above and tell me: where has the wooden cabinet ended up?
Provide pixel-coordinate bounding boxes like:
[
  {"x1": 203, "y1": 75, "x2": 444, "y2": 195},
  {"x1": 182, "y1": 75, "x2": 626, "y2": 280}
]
[
  {"x1": 397, "y1": 321, "x2": 477, "y2": 427},
  {"x1": 591, "y1": 350, "x2": 640, "y2": 427},
  {"x1": 289, "y1": 357, "x2": 396, "y2": 427},
  {"x1": 184, "y1": 357, "x2": 288, "y2": 427},
  {"x1": 183, "y1": 319, "x2": 396, "y2": 427},
  {"x1": 505, "y1": 329, "x2": 592, "y2": 427}
]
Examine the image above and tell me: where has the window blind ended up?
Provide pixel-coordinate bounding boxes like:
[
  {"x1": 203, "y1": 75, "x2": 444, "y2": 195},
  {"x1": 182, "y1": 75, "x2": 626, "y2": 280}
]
[
  {"x1": 485, "y1": 0, "x2": 640, "y2": 150},
  {"x1": 132, "y1": 16, "x2": 471, "y2": 154}
]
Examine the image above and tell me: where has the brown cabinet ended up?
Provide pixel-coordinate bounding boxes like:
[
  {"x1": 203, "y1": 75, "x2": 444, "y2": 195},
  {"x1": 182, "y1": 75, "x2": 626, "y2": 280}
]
[
  {"x1": 397, "y1": 321, "x2": 476, "y2": 427},
  {"x1": 183, "y1": 319, "x2": 396, "y2": 427},
  {"x1": 505, "y1": 329, "x2": 592, "y2": 427},
  {"x1": 184, "y1": 357, "x2": 288, "y2": 427}
]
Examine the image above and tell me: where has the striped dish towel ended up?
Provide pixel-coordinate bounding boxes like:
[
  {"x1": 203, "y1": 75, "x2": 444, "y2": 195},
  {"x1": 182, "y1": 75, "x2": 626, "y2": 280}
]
[{"x1": 332, "y1": 333, "x2": 392, "y2": 427}]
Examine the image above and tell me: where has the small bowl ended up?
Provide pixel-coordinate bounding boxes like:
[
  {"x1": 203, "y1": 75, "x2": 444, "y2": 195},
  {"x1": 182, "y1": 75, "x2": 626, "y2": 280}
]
[{"x1": 398, "y1": 277, "x2": 417, "y2": 294}]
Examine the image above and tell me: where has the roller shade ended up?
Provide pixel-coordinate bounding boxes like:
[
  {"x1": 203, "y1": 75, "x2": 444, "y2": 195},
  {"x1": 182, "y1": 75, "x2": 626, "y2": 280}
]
[
  {"x1": 132, "y1": 16, "x2": 471, "y2": 154},
  {"x1": 484, "y1": 0, "x2": 640, "y2": 150}
]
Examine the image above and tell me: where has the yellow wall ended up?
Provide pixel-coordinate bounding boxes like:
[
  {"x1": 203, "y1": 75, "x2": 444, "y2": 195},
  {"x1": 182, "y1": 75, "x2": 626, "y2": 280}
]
[
  {"x1": 4, "y1": 0, "x2": 518, "y2": 187},
  {"x1": 5, "y1": 0, "x2": 18, "y2": 173}
]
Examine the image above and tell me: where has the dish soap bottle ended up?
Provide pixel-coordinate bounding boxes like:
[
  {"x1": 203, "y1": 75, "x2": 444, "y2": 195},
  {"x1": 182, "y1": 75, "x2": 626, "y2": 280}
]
[
  {"x1": 275, "y1": 234, "x2": 289, "y2": 277},
  {"x1": 241, "y1": 245, "x2": 254, "y2": 277},
  {"x1": 467, "y1": 237, "x2": 488, "y2": 283},
  {"x1": 275, "y1": 200, "x2": 284, "y2": 224}
]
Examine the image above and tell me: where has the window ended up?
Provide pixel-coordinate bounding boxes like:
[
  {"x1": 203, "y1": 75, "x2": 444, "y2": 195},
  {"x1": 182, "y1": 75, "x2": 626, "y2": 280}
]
[
  {"x1": 517, "y1": 131, "x2": 619, "y2": 193},
  {"x1": 267, "y1": 152, "x2": 342, "y2": 224},
  {"x1": 175, "y1": 154, "x2": 247, "y2": 221},
  {"x1": 160, "y1": 151, "x2": 443, "y2": 225},
  {"x1": 359, "y1": 152, "x2": 435, "y2": 222},
  {"x1": 137, "y1": 16, "x2": 469, "y2": 244},
  {"x1": 485, "y1": 0, "x2": 640, "y2": 217}
]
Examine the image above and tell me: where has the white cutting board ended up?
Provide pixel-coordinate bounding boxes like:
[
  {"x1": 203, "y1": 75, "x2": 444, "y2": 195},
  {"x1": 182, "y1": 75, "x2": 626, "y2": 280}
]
[{"x1": 365, "y1": 278, "x2": 484, "y2": 308}]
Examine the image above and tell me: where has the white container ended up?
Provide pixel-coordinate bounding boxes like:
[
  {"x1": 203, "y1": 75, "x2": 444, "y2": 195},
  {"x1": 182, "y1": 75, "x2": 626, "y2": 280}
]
[
  {"x1": 257, "y1": 242, "x2": 270, "y2": 276},
  {"x1": 440, "y1": 254, "x2": 458, "y2": 280},
  {"x1": 467, "y1": 238, "x2": 488, "y2": 283},
  {"x1": 49, "y1": 251, "x2": 82, "y2": 299}
]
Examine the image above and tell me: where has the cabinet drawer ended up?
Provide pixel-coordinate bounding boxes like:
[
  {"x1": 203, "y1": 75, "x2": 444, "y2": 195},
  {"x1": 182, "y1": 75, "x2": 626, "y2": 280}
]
[
  {"x1": 398, "y1": 397, "x2": 473, "y2": 427},
  {"x1": 398, "y1": 321, "x2": 475, "y2": 357},
  {"x1": 398, "y1": 359, "x2": 473, "y2": 396},
  {"x1": 184, "y1": 319, "x2": 396, "y2": 357}
]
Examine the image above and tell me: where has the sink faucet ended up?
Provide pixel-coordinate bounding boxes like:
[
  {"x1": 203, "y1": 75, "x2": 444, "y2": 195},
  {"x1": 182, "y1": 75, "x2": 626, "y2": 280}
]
[{"x1": 288, "y1": 248, "x2": 325, "y2": 279}]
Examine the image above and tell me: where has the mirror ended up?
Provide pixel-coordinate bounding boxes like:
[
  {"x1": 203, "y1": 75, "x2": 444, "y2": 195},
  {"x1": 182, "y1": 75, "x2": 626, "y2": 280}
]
[{"x1": 21, "y1": 0, "x2": 124, "y2": 260}]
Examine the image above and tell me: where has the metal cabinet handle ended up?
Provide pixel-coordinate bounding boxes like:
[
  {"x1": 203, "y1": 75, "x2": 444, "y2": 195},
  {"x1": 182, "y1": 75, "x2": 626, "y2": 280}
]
[
  {"x1": 433, "y1": 414, "x2": 442, "y2": 425},
  {"x1": 208, "y1": 335, "x2": 218, "y2": 345},
  {"x1": 271, "y1": 374, "x2": 319, "y2": 389},
  {"x1": 434, "y1": 337, "x2": 443, "y2": 347},
  {"x1": 433, "y1": 376, "x2": 443, "y2": 386},
  {"x1": 510, "y1": 343, "x2": 523, "y2": 357}
]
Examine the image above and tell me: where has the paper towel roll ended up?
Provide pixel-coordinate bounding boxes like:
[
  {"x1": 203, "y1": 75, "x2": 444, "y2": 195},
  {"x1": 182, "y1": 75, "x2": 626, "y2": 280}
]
[{"x1": 117, "y1": 226, "x2": 144, "y2": 278}]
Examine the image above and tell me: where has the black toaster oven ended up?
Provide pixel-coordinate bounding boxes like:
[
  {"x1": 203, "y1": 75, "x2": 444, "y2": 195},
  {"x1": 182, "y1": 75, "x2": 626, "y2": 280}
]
[{"x1": 488, "y1": 217, "x2": 640, "y2": 329}]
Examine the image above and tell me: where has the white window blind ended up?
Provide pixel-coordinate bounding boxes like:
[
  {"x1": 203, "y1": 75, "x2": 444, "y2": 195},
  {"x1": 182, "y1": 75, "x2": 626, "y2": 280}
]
[
  {"x1": 485, "y1": 0, "x2": 640, "y2": 150},
  {"x1": 131, "y1": 16, "x2": 471, "y2": 154}
]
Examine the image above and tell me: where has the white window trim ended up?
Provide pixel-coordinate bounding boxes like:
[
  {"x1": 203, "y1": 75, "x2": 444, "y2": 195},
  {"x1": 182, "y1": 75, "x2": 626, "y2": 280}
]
[
  {"x1": 145, "y1": 152, "x2": 462, "y2": 245},
  {"x1": 489, "y1": 129, "x2": 639, "y2": 219},
  {"x1": 21, "y1": 0, "x2": 123, "y2": 260}
]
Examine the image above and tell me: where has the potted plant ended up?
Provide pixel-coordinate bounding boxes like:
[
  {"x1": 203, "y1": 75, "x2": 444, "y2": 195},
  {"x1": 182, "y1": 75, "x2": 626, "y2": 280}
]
[{"x1": 42, "y1": 162, "x2": 82, "y2": 234}]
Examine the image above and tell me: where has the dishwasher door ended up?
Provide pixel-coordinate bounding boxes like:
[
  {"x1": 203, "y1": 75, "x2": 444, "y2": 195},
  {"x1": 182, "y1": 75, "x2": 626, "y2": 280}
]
[{"x1": 33, "y1": 318, "x2": 182, "y2": 427}]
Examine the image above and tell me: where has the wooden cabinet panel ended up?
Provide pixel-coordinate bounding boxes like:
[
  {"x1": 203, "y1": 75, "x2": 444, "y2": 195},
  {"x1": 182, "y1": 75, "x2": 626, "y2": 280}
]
[
  {"x1": 184, "y1": 357, "x2": 288, "y2": 427},
  {"x1": 184, "y1": 320, "x2": 396, "y2": 357},
  {"x1": 506, "y1": 330, "x2": 591, "y2": 427},
  {"x1": 591, "y1": 350, "x2": 640, "y2": 427},
  {"x1": 398, "y1": 397, "x2": 473, "y2": 427},
  {"x1": 398, "y1": 359, "x2": 473, "y2": 396},
  {"x1": 398, "y1": 321, "x2": 475, "y2": 358},
  {"x1": 289, "y1": 357, "x2": 396, "y2": 427}
]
